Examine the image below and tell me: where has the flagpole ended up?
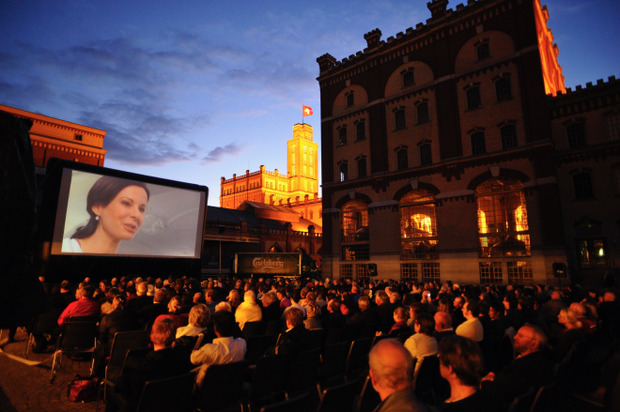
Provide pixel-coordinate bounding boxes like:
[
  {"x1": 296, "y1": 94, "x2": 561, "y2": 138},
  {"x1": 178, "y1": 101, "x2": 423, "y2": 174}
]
[{"x1": 302, "y1": 106, "x2": 304, "y2": 124}]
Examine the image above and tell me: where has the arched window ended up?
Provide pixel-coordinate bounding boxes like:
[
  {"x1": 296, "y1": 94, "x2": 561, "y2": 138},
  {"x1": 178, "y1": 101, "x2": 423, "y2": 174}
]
[
  {"x1": 341, "y1": 199, "x2": 370, "y2": 261},
  {"x1": 476, "y1": 178, "x2": 530, "y2": 257},
  {"x1": 400, "y1": 190, "x2": 438, "y2": 259},
  {"x1": 402, "y1": 68, "x2": 415, "y2": 87}
]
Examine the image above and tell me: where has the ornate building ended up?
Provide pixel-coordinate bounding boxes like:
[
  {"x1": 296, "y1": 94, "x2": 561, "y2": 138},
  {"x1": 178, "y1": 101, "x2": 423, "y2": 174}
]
[
  {"x1": 220, "y1": 123, "x2": 323, "y2": 229},
  {"x1": 316, "y1": 0, "x2": 619, "y2": 286},
  {"x1": 0, "y1": 104, "x2": 107, "y2": 176}
]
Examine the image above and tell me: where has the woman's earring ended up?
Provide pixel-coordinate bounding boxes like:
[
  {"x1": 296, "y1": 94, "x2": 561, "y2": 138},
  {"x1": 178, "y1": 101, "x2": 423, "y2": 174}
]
[{"x1": 95, "y1": 216, "x2": 100, "y2": 221}]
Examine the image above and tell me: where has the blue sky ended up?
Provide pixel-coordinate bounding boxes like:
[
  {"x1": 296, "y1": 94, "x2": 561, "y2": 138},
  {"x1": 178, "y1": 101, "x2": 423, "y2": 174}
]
[{"x1": 1, "y1": 0, "x2": 618, "y2": 206}]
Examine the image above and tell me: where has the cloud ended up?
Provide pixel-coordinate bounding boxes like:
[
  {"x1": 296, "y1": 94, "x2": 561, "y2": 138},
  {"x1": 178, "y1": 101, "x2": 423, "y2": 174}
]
[{"x1": 202, "y1": 143, "x2": 243, "y2": 163}]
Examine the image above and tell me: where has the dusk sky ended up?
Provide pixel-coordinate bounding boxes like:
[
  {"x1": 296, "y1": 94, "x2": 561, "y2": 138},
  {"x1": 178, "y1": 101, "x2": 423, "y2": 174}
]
[{"x1": 2, "y1": 0, "x2": 618, "y2": 206}]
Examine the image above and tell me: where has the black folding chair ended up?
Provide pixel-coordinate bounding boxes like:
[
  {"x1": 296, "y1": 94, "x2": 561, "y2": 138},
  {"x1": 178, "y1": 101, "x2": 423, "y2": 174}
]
[
  {"x1": 243, "y1": 320, "x2": 267, "y2": 338},
  {"x1": 356, "y1": 375, "x2": 381, "y2": 412},
  {"x1": 195, "y1": 361, "x2": 249, "y2": 412},
  {"x1": 316, "y1": 378, "x2": 361, "y2": 412},
  {"x1": 135, "y1": 371, "x2": 196, "y2": 412},
  {"x1": 104, "y1": 330, "x2": 150, "y2": 380},
  {"x1": 345, "y1": 337, "x2": 372, "y2": 382},
  {"x1": 50, "y1": 320, "x2": 98, "y2": 383},
  {"x1": 320, "y1": 341, "x2": 349, "y2": 388},
  {"x1": 245, "y1": 355, "x2": 288, "y2": 412}
]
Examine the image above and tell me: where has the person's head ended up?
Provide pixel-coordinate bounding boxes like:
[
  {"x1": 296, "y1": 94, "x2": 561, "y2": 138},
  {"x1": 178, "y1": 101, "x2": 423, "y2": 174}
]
[
  {"x1": 375, "y1": 290, "x2": 388, "y2": 305},
  {"x1": 488, "y1": 301, "x2": 503, "y2": 321},
  {"x1": 112, "y1": 293, "x2": 127, "y2": 310},
  {"x1": 215, "y1": 301, "x2": 232, "y2": 312},
  {"x1": 262, "y1": 291, "x2": 277, "y2": 307},
  {"x1": 602, "y1": 291, "x2": 616, "y2": 303},
  {"x1": 358, "y1": 295, "x2": 370, "y2": 311},
  {"x1": 568, "y1": 302, "x2": 586, "y2": 317},
  {"x1": 434, "y1": 311, "x2": 452, "y2": 332},
  {"x1": 513, "y1": 324, "x2": 547, "y2": 356},
  {"x1": 438, "y1": 335, "x2": 483, "y2": 387},
  {"x1": 72, "y1": 176, "x2": 150, "y2": 242},
  {"x1": 227, "y1": 289, "x2": 240, "y2": 304},
  {"x1": 414, "y1": 312, "x2": 435, "y2": 336},
  {"x1": 153, "y1": 288, "x2": 166, "y2": 304},
  {"x1": 305, "y1": 301, "x2": 320, "y2": 318},
  {"x1": 78, "y1": 283, "x2": 94, "y2": 299},
  {"x1": 244, "y1": 290, "x2": 256, "y2": 303},
  {"x1": 393, "y1": 306, "x2": 408, "y2": 322},
  {"x1": 462, "y1": 301, "x2": 479, "y2": 319},
  {"x1": 168, "y1": 296, "x2": 182, "y2": 313},
  {"x1": 558, "y1": 308, "x2": 580, "y2": 329},
  {"x1": 327, "y1": 298, "x2": 340, "y2": 313},
  {"x1": 368, "y1": 339, "x2": 413, "y2": 400},
  {"x1": 284, "y1": 307, "x2": 305, "y2": 329},
  {"x1": 213, "y1": 310, "x2": 235, "y2": 337},
  {"x1": 136, "y1": 281, "x2": 148, "y2": 296},
  {"x1": 453, "y1": 296, "x2": 464, "y2": 309},
  {"x1": 150, "y1": 318, "x2": 176, "y2": 349},
  {"x1": 189, "y1": 304, "x2": 211, "y2": 328}
]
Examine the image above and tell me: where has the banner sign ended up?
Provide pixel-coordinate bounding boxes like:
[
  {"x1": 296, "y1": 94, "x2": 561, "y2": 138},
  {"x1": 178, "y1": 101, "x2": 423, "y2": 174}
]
[{"x1": 235, "y1": 253, "x2": 301, "y2": 275}]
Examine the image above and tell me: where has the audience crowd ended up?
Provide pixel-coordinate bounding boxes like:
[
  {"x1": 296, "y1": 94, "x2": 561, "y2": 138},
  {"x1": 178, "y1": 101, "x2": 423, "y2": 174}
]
[{"x1": 23, "y1": 274, "x2": 620, "y2": 411}]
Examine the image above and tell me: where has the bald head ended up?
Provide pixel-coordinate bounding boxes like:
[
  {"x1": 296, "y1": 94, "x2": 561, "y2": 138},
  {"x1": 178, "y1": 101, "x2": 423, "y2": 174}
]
[
  {"x1": 434, "y1": 311, "x2": 452, "y2": 332},
  {"x1": 369, "y1": 339, "x2": 413, "y2": 400}
]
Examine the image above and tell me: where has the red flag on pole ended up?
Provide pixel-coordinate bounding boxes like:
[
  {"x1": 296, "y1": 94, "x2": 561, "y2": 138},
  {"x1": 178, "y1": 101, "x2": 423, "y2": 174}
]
[{"x1": 302, "y1": 105, "x2": 313, "y2": 117}]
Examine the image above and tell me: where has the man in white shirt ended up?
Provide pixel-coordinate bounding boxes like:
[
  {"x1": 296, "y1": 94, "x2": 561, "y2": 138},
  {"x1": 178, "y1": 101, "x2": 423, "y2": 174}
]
[
  {"x1": 234, "y1": 290, "x2": 262, "y2": 331},
  {"x1": 455, "y1": 301, "x2": 484, "y2": 343},
  {"x1": 190, "y1": 310, "x2": 246, "y2": 386}
]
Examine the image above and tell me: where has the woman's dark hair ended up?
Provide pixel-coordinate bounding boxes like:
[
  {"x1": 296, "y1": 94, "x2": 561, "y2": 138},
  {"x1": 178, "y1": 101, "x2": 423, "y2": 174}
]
[
  {"x1": 72, "y1": 176, "x2": 150, "y2": 239},
  {"x1": 438, "y1": 335, "x2": 483, "y2": 387},
  {"x1": 414, "y1": 312, "x2": 435, "y2": 336}
]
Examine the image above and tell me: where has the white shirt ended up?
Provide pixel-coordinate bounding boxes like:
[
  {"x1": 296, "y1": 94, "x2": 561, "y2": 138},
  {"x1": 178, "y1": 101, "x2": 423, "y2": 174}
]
[
  {"x1": 455, "y1": 317, "x2": 484, "y2": 342},
  {"x1": 404, "y1": 333, "x2": 438, "y2": 380},
  {"x1": 176, "y1": 324, "x2": 206, "y2": 339},
  {"x1": 234, "y1": 301, "x2": 262, "y2": 330},
  {"x1": 190, "y1": 336, "x2": 247, "y2": 385}
]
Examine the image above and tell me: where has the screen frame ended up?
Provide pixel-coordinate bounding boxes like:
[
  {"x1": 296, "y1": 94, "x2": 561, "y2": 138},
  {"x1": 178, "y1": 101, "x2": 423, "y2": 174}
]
[{"x1": 38, "y1": 158, "x2": 208, "y2": 279}]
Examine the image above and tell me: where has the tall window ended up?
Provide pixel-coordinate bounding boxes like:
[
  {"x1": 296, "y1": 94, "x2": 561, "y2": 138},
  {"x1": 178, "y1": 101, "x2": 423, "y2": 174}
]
[
  {"x1": 500, "y1": 124, "x2": 518, "y2": 149},
  {"x1": 477, "y1": 41, "x2": 490, "y2": 61},
  {"x1": 471, "y1": 132, "x2": 486, "y2": 155},
  {"x1": 347, "y1": 91, "x2": 355, "y2": 107},
  {"x1": 573, "y1": 172, "x2": 593, "y2": 199},
  {"x1": 402, "y1": 68, "x2": 415, "y2": 87},
  {"x1": 479, "y1": 262, "x2": 503, "y2": 284},
  {"x1": 338, "y1": 126, "x2": 348, "y2": 146},
  {"x1": 397, "y1": 147, "x2": 408, "y2": 170},
  {"x1": 421, "y1": 262, "x2": 440, "y2": 283},
  {"x1": 495, "y1": 76, "x2": 513, "y2": 102},
  {"x1": 419, "y1": 143, "x2": 432, "y2": 166},
  {"x1": 400, "y1": 263, "x2": 418, "y2": 281},
  {"x1": 357, "y1": 156, "x2": 367, "y2": 178},
  {"x1": 417, "y1": 102, "x2": 430, "y2": 124},
  {"x1": 339, "y1": 161, "x2": 348, "y2": 182},
  {"x1": 476, "y1": 178, "x2": 530, "y2": 257},
  {"x1": 341, "y1": 200, "x2": 370, "y2": 261},
  {"x1": 567, "y1": 122, "x2": 586, "y2": 149},
  {"x1": 606, "y1": 113, "x2": 620, "y2": 141},
  {"x1": 394, "y1": 107, "x2": 406, "y2": 130},
  {"x1": 577, "y1": 239, "x2": 607, "y2": 267},
  {"x1": 356, "y1": 121, "x2": 366, "y2": 141},
  {"x1": 400, "y1": 190, "x2": 438, "y2": 259},
  {"x1": 507, "y1": 261, "x2": 533, "y2": 284},
  {"x1": 466, "y1": 86, "x2": 481, "y2": 110}
]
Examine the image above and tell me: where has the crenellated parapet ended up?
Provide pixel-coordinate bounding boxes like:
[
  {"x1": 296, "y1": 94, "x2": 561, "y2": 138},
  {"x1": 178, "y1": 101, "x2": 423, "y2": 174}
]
[{"x1": 549, "y1": 75, "x2": 619, "y2": 118}]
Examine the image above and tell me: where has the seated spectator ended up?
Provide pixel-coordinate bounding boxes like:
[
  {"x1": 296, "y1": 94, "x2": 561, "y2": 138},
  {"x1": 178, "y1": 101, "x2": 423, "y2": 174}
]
[
  {"x1": 274, "y1": 307, "x2": 312, "y2": 357},
  {"x1": 434, "y1": 311, "x2": 455, "y2": 344},
  {"x1": 176, "y1": 303, "x2": 211, "y2": 339},
  {"x1": 554, "y1": 307, "x2": 585, "y2": 362},
  {"x1": 404, "y1": 312, "x2": 438, "y2": 380},
  {"x1": 481, "y1": 324, "x2": 554, "y2": 411},
  {"x1": 304, "y1": 301, "x2": 323, "y2": 330},
  {"x1": 155, "y1": 295, "x2": 187, "y2": 329},
  {"x1": 368, "y1": 338, "x2": 427, "y2": 412},
  {"x1": 439, "y1": 335, "x2": 492, "y2": 411},
  {"x1": 226, "y1": 289, "x2": 241, "y2": 313},
  {"x1": 101, "y1": 287, "x2": 121, "y2": 316},
  {"x1": 112, "y1": 318, "x2": 190, "y2": 412},
  {"x1": 260, "y1": 291, "x2": 282, "y2": 322},
  {"x1": 385, "y1": 306, "x2": 410, "y2": 337},
  {"x1": 235, "y1": 290, "x2": 262, "y2": 331},
  {"x1": 57, "y1": 283, "x2": 100, "y2": 326},
  {"x1": 137, "y1": 289, "x2": 167, "y2": 329},
  {"x1": 190, "y1": 310, "x2": 247, "y2": 386},
  {"x1": 455, "y1": 300, "x2": 483, "y2": 343}
]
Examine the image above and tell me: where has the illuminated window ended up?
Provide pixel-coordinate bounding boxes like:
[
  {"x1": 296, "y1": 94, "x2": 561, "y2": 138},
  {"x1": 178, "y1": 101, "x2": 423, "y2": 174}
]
[
  {"x1": 401, "y1": 263, "x2": 418, "y2": 281},
  {"x1": 421, "y1": 262, "x2": 440, "y2": 283},
  {"x1": 394, "y1": 107, "x2": 406, "y2": 130},
  {"x1": 338, "y1": 126, "x2": 348, "y2": 146},
  {"x1": 577, "y1": 239, "x2": 607, "y2": 267},
  {"x1": 466, "y1": 86, "x2": 481, "y2": 110},
  {"x1": 507, "y1": 261, "x2": 533, "y2": 284},
  {"x1": 356, "y1": 120, "x2": 366, "y2": 141},
  {"x1": 341, "y1": 264, "x2": 353, "y2": 280},
  {"x1": 339, "y1": 161, "x2": 348, "y2": 182},
  {"x1": 402, "y1": 68, "x2": 415, "y2": 87},
  {"x1": 495, "y1": 76, "x2": 513, "y2": 103},
  {"x1": 342, "y1": 200, "x2": 369, "y2": 242},
  {"x1": 476, "y1": 178, "x2": 530, "y2": 258},
  {"x1": 501, "y1": 124, "x2": 517, "y2": 149},
  {"x1": 479, "y1": 261, "x2": 503, "y2": 284},
  {"x1": 356, "y1": 264, "x2": 371, "y2": 284},
  {"x1": 476, "y1": 41, "x2": 490, "y2": 61},
  {"x1": 417, "y1": 102, "x2": 429, "y2": 124},
  {"x1": 419, "y1": 143, "x2": 432, "y2": 166},
  {"x1": 400, "y1": 190, "x2": 438, "y2": 259},
  {"x1": 471, "y1": 131, "x2": 486, "y2": 155},
  {"x1": 567, "y1": 122, "x2": 586, "y2": 149},
  {"x1": 573, "y1": 172, "x2": 593, "y2": 199}
]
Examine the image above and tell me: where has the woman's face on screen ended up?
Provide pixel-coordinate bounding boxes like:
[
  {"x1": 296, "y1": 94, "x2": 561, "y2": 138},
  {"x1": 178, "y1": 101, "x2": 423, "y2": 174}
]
[{"x1": 93, "y1": 185, "x2": 148, "y2": 242}]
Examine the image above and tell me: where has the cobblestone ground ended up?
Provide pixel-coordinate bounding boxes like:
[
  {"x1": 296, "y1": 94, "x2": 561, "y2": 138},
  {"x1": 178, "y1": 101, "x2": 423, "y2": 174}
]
[{"x1": 0, "y1": 328, "x2": 97, "y2": 412}]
